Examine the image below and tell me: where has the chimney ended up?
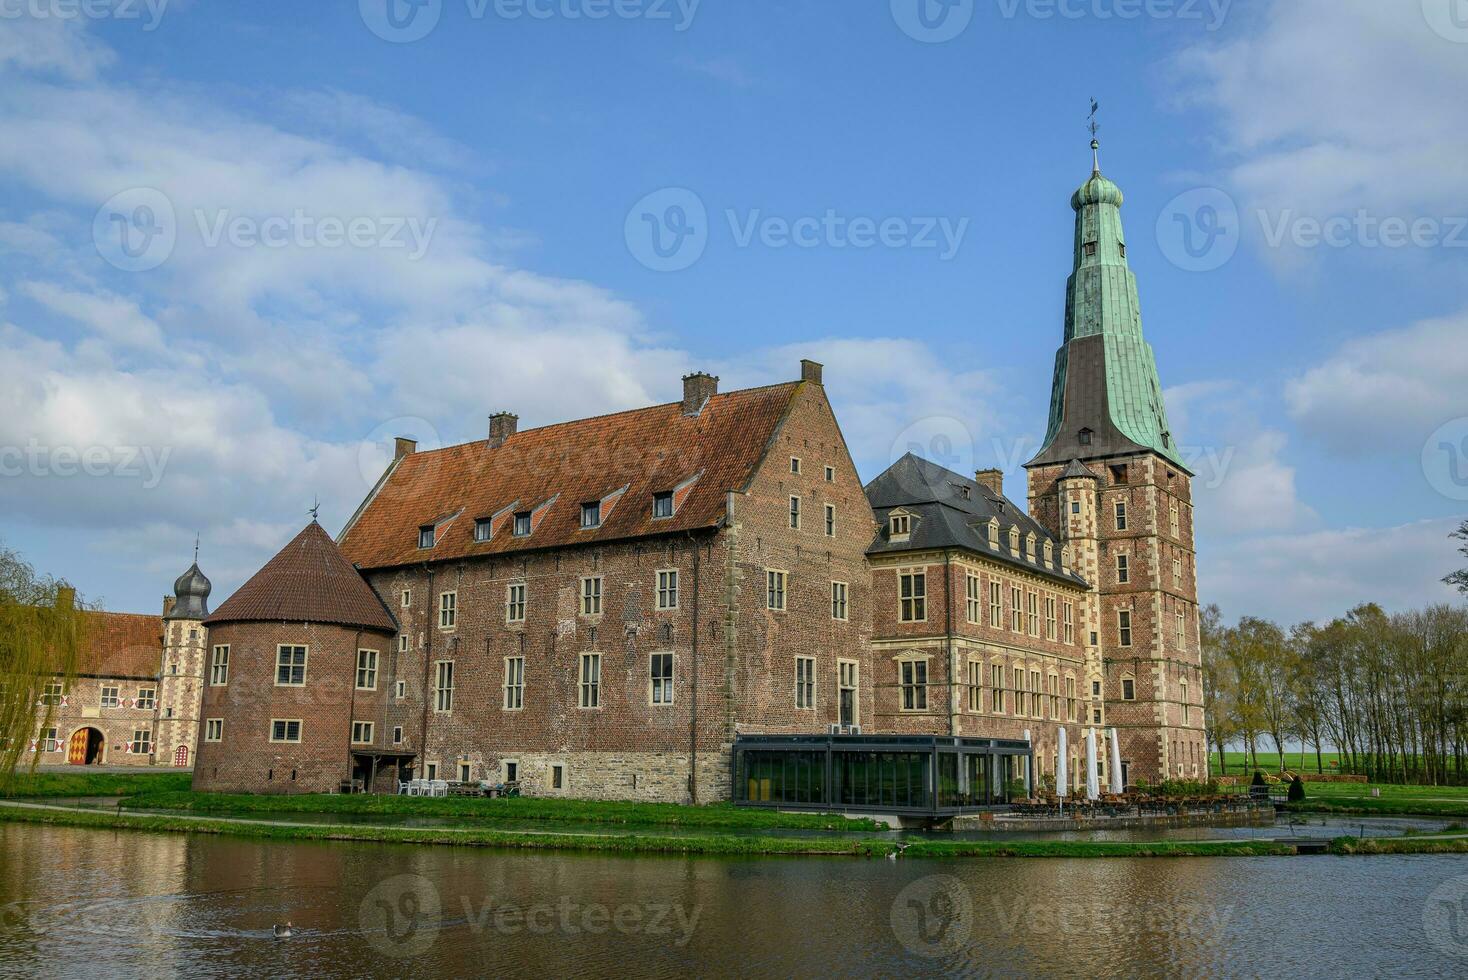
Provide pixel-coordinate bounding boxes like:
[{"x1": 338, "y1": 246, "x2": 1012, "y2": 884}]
[
  {"x1": 975, "y1": 468, "x2": 1004, "y2": 498},
  {"x1": 163, "y1": 595, "x2": 177, "y2": 618},
  {"x1": 488, "y1": 412, "x2": 519, "y2": 449},
  {"x1": 682, "y1": 372, "x2": 718, "y2": 416},
  {"x1": 394, "y1": 437, "x2": 418, "y2": 460},
  {"x1": 800, "y1": 359, "x2": 824, "y2": 384}
]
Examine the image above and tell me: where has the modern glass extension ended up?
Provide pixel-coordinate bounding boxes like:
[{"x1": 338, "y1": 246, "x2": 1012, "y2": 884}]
[{"x1": 732, "y1": 734, "x2": 1034, "y2": 816}]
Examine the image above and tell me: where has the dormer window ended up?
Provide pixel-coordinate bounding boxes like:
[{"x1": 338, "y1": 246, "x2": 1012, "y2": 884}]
[
  {"x1": 987, "y1": 520, "x2": 999, "y2": 548},
  {"x1": 1043, "y1": 541, "x2": 1054, "y2": 564},
  {"x1": 890, "y1": 514, "x2": 911, "y2": 539},
  {"x1": 580, "y1": 501, "x2": 602, "y2": 529},
  {"x1": 512, "y1": 512, "x2": 532, "y2": 537},
  {"x1": 1118, "y1": 242, "x2": 1126, "y2": 258},
  {"x1": 1025, "y1": 533, "x2": 1036, "y2": 561},
  {"x1": 474, "y1": 518, "x2": 492, "y2": 542},
  {"x1": 1078, "y1": 428, "x2": 1093, "y2": 446},
  {"x1": 417, "y1": 526, "x2": 435, "y2": 549},
  {"x1": 652, "y1": 491, "x2": 674, "y2": 519},
  {"x1": 1008, "y1": 528, "x2": 1020, "y2": 552}
]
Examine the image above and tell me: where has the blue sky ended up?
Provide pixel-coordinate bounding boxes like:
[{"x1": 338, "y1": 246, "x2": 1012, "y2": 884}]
[{"x1": 0, "y1": 0, "x2": 1464, "y2": 623}]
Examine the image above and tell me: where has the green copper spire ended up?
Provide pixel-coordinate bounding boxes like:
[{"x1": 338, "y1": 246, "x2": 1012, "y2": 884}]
[{"x1": 1028, "y1": 139, "x2": 1188, "y2": 471}]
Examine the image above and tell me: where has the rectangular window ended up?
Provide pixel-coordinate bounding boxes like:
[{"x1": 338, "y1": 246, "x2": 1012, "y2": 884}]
[
  {"x1": 1173, "y1": 558, "x2": 1183, "y2": 586},
  {"x1": 1115, "y1": 500, "x2": 1128, "y2": 531},
  {"x1": 1014, "y1": 668, "x2": 1027, "y2": 717},
  {"x1": 580, "y1": 501, "x2": 601, "y2": 528},
  {"x1": 513, "y1": 511, "x2": 532, "y2": 536},
  {"x1": 824, "y1": 465, "x2": 835, "y2": 482},
  {"x1": 351, "y1": 721, "x2": 374, "y2": 745},
  {"x1": 1010, "y1": 586, "x2": 1023, "y2": 632},
  {"x1": 1117, "y1": 554, "x2": 1130, "y2": 584},
  {"x1": 1045, "y1": 597, "x2": 1057, "y2": 641},
  {"x1": 652, "y1": 491, "x2": 674, "y2": 519},
  {"x1": 1181, "y1": 679, "x2": 1190, "y2": 725},
  {"x1": 401, "y1": 590, "x2": 412, "y2": 608},
  {"x1": 900, "y1": 660, "x2": 928, "y2": 711},
  {"x1": 579, "y1": 653, "x2": 601, "y2": 708},
  {"x1": 989, "y1": 581, "x2": 1002, "y2": 627},
  {"x1": 1063, "y1": 601, "x2": 1075, "y2": 644},
  {"x1": 356, "y1": 650, "x2": 378, "y2": 691},
  {"x1": 795, "y1": 656, "x2": 815, "y2": 709},
  {"x1": 967, "y1": 660, "x2": 982, "y2": 712},
  {"x1": 204, "y1": 718, "x2": 223, "y2": 742},
  {"x1": 766, "y1": 570, "x2": 787, "y2": 611},
  {"x1": 656, "y1": 570, "x2": 678, "y2": 610},
  {"x1": 39, "y1": 728, "x2": 58, "y2": 752},
  {"x1": 40, "y1": 683, "x2": 64, "y2": 706},
  {"x1": 506, "y1": 583, "x2": 526, "y2": 623},
  {"x1": 1030, "y1": 670, "x2": 1042, "y2": 716},
  {"x1": 208, "y1": 646, "x2": 229, "y2": 686},
  {"x1": 439, "y1": 591, "x2": 457, "y2": 629},
  {"x1": 991, "y1": 664, "x2": 1004, "y2": 713},
  {"x1": 824, "y1": 503, "x2": 835, "y2": 537},
  {"x1": 396, "y1": 680, "x2": 406, "y2": 699},
  {"x1": 966, "y1": 573, "x2": 981, "y2": 624},
  {"x1": 838, "y1": 662, "x2": 859, "y2": 727},
  {"x1": 831, "y1": 581, "x2": 848, "y2": 621},
  {"x1": 474, "y1": 517, "x2": 492, "y2": 542},
  {"x1": 1171, "y1": 502, "x2": 1180, "y2": 538},
  {"x1": 899, "y1": 570, "x2": 926, "y2": 622},
  {"x1": 1049, "y1": 674, "x2": 1060, "y2": 719},
  {"x1": 650, "y1": 652, "x2": 674, "y2": 705},
  {"x1": 1026, "y1": 591, "x2": 1039, "y2": 636},
  {"x1": 100, "y1": 686, "x2": 119, "y2": 709},
  {"x1": 789, "y1": 495, "x2": 801, "y2": 529},
  {"x1": 1118, "y1": 610, "x2": 1133, "y2": 648},
  {"x1": 418, "y1": 526, "x2": 435, "y2": 549},
  {"x1": 552, "y1": 765, "x2": 564, "y2": 790},
  {"x1": 1066, "y1": 676, "x2": 1078, "y2": 721},
  {"x1": 1177, "y1": 608, "x2": 1186, "y2": 645},
  {"x1": 393, "y1": 727, "x2": 404, "y2": 745},
  {"x1": 398, "y1": 633, "x2": 409, "y2": 654},
  {"x1": 131, "y1": 729, "x2": 151, "y2": 755},
  {"x1": 790, "y1": 457, "x2": 801, "y2": 474},
  {"x1": 890, "y1": 514, "x2": 911, "y2": 537},
  {"x1": 434, "y1": 661, "x2": 454, "y2": 713},
  {"x1": 1122, "y1": 677, "x2": 1136, "y2": 701},
  {"x1": 504, "y1": 656, "x2": 524, "y2": 709},
  {"x1": 579, "y1": 576, "x2": 603, "y2": 616},
  {"x1": 136, "y1": 688, "x2": 156, "y2": 710},
  {"x1": 270, "y1": 719, "x2": 301, "y2": 743}
]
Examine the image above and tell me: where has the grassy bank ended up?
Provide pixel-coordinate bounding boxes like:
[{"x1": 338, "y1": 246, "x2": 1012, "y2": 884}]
[
  {"x1": 1287, "y1": 781, "x2": 1468, "y2": 819},
  {"x1": 1, "y1": 802, "x2": 1396, "y2": 859},
  {"x1": 1212, "y1": 751, "x2": 1343, "y2": 774},
  {"x1": 0, "y1": 772, "x2": 192, "y2": 798},
  {"x1": 119, "y1": 790, "x2": 885, "y2": 832}
]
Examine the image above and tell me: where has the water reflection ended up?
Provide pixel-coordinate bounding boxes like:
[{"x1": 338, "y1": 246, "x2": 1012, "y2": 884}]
[{"x1": 2, "y1": 823, "x2": 1464, "y2": 978}]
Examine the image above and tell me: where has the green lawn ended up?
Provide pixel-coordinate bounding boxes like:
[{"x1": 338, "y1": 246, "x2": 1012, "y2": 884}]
[
  {"x1": 1285, "y1": 780, "x2": 1468, "y2": 818},
  {"x1": 0, "y1": 771, "x2": 192, "y2": 798},
  {"x1": 1211, "y1": 751, "x2": 1344, "y2": 774}
]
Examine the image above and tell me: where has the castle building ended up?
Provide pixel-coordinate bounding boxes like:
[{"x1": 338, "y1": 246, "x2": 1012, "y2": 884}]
[
  {"x1": 28, "y1": 563, "x2": 212, "y2": 769},
  {"x1": 190, "y1": 152, "x2": 1207, "y2": 804}
]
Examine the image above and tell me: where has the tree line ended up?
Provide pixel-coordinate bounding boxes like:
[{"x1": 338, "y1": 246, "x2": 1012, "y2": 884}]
[{"x1": 1200, "y1": 520, "x2": 1468, "y2": 785}]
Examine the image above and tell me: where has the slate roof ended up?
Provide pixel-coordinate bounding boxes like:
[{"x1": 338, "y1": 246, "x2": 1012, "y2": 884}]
[
  {"x1": 865, "y1": 454, "x2": 1088, "y2": 588},
  {"x1": 77, "y1": 611, "x2": 163, "y2": 677},
  {"x1": 206, "y1": 522, "x2": 397, "y2": 633},
  {"x1": 338, "y1": 383, "x2": 802, "y2": 570}
]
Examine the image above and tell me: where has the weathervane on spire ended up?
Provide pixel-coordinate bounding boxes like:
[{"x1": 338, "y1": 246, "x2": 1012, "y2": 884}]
[
  {"x1": 193, "y1": 534, "x2": 200, "y2": 563},
  {"x1": 1088, "y1": 98, "x2": 1101, "y2": 173},
  {"x1": 309, "y1": 496, "x2": 321, "y2": 523}
]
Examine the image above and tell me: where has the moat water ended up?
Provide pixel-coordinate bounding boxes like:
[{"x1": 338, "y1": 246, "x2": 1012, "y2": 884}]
[{"x1": 3, "y1": 822, "x2": 1467, "y2": 978}]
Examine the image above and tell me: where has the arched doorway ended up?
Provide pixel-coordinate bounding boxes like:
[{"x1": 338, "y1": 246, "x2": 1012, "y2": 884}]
[
  {"x1": 67, "y1": 728, "x2": 105, "y2": 765},
  {"x1": 173, "y1": 745, "x2": 189, "y2": 768}
]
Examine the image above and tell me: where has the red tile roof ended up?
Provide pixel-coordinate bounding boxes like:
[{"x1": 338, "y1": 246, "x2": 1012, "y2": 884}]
[
  {"x1": 78, "y1": 610, "x2": 162, "y2": 678},
  {"x1": 205, "y1": 522, "x2": 397, "y2": 633},
  {"x1": 339, "y1": 382, "x2": 801, "y2": 570}
]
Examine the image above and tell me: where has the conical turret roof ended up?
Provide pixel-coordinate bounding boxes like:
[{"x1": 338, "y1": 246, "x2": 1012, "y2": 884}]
[{"x1": 204, "y1": 522, "x2": 396, "y2": 633}]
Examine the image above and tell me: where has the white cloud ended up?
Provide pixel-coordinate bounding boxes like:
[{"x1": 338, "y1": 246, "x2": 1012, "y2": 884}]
[
  {"x1": 0, "y1": 15, "x2": 112, "y2": 79},
  {"x1": 1285, "y1": 310, "x2": 1468, "y2": 456},
  {"x1": 1202, "y1": 517, "x2": 1464, "y2": 624},
  {"x1": 21, "y1": 281, "x2": 165, "y2": 351}
]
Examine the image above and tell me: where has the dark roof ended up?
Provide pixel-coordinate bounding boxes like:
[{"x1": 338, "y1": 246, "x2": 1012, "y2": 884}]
[
  {"x1": 338, "y1": 382, "x2": 802, "y2": 570},
  {"x1": 864, "y1": 454, "x2": 1087, "y2": 588},
  {"x1": 166, "y1": 562, "x2": 211, "y2": 620},
  {"x1": 205, "y1": 522, "x2": 397, "y2": 633},
  {"x1": 77, "y1": 611, "x2": 162, "y2": 677},
  {"x1": 1059, "y1": 459, "x2": 1100, "y2": 481}
]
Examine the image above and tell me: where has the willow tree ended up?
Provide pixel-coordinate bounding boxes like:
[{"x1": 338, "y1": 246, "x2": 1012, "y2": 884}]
[
  {"x1": 1447, "y1": 520, "x2": 1468, "y2": 597},
  {"x1": 0, "y1": 541, "x2": 89, "y2": 788}
]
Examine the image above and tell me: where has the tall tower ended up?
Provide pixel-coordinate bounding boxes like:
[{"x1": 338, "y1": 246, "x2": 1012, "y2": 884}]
[
  {"x1": 1025, "y1": 139, "x2": 1206, "y2": 786},
  {"x1": 157, "y1": 557, "x2": 211, "y2": 769}
]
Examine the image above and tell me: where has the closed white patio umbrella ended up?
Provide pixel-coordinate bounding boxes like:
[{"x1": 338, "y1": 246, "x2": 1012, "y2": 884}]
[
  {"x1": 1108, "y1": 727, "x2": 1124, "y2": 794},
  {"x1": 1056, "y1": 727, "x2": 1069, "y2": 812},
  {"x1": 1085, "y1": 728, "x2": 1100, "y2": 800}
]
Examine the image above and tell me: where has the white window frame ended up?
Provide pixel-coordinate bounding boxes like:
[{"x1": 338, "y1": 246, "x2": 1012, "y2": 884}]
[
  {"x1": 965, "y1": 572, "x2": 981, "y2": 624},
  {"x1": 1117, "y1": 553, "x2": 1130, "y2": 585},
  {"x1": 831, "y1": 580, "x2": 849, "y2": 621},
  {"x1": 795, "y1": 655, "x2": 816, "y2": 709},
  {"x1": 204, "y1": 718, "x2": 223, "y2": 742},
  {"x1": 504, "y1": 656, "x2": 525, "y2": 710},
  {"x1": 356, "y1": 649, "x2": 379, "y2": 691},
  {"x1": 1118, "y1": 609, "x2": 1134, "y2": 648},
  {"x1": 989, "y1": 580, "x2": 1002, "y2": 627},
  {"x1": 789, "y1": 495, "x2": 801, "y2": 530},
  {"x1": 135, "y1": 687, "x2": 156, "y2": 710},
  {"x1": 1063, "y1": 601, "x2": 1075, "y2": 644},
  {"x1": 438, "y1": 591, "x2": 457, "y2": 629},
  {"x1": 274, "y1": 645, "x2": 307, "y2": 687},
  {"x1": 269, "y1": 719, "x2": 302, "y2": 743},
  {"x1": 656, "y1": 569, "x2": 679, "y2": 611},
  {"x1": 766, "y1": 569, "x2": 787, "y2": 611},
  {"x1": 100, "y1": 685, "x2": 119, "y2": 709},
  {"x1": 790, "y1": 456, "x2": 801, "y2": 474},
  {"x1": 434, "y1": 660, "x2": 455, "y2": 713},
  {"x1": 506, "y1": 582, "x2": 527, "y2": 623},
  {"x1": 579, "y1": 653, "x2": 601, "y2": 709},
  {"x1": 401, "y1": 589, "x2": 412, "y2": 608},
  {"x1": 580, "y1": 576, "x2": 603, "y2": 617},
  {"x1": 649, "y1": 651, "x2": 674, "y2": 706},
  {"x1": 899, "y1": 569, "x2": 927, "y2": 623},
  {"x1": 580, "y1": 500, "x2": 602, "y2": 529},
  {"x1": 351, "y1": 721, "x2": 375, "y2": 745},
  {"x1": 1115, "y1": 500, "x2": 1128, "y2": 531},
  {"x1": 898, "y1": 657, "x2": 929, "y2": 711},
  {"x1": 130, "y1": 728, "x2": 152, "y2": 755},
  {"x1": 1122, "y1": 675, "x2": 1136, "y2": 701},
  {"x1": 209, "y1": 645, "x2": 229, "y2": 686},
  {"x1": 824, "y1": 503, "x2": 835, "y2": 537}
]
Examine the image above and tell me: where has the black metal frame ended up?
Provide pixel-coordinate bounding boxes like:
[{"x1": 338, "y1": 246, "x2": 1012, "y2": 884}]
[{"x1": 731, "y1": 733, "x2": 1034, "y2": 817}]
